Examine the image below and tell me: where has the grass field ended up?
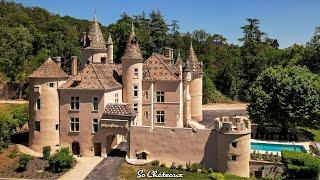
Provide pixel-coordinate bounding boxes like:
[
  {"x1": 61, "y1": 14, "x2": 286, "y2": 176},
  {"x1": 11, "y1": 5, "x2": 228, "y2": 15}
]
[{"x1": 0, "y1": 103, "x2": 27, "y2": 115}]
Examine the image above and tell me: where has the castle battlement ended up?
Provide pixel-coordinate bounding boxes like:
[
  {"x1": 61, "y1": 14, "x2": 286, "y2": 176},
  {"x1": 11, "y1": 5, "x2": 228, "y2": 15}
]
[{"x1": 214, "y1": 116, "x2": 251, "y2": 134}]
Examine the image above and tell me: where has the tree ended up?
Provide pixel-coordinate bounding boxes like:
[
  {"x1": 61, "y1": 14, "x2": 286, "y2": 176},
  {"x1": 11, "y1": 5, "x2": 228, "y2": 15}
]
[
  {"x1": 169, "y1": 20, "x2": 180, "y2": 35},
  {"x1": 248, "y1": 66, "x2": 320, "y2": 133}
]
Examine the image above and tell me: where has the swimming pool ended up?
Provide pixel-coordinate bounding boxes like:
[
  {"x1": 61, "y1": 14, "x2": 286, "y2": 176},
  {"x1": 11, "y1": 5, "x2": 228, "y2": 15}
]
[{"x1": 251, "y1": 142, "x2": 306, "y2": 152}]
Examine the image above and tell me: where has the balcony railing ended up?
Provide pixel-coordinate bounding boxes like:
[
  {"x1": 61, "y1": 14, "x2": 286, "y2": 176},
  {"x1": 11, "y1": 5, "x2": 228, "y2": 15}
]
[{"x1": 100, "y1": 119, "x2": 129, "y2": 129}]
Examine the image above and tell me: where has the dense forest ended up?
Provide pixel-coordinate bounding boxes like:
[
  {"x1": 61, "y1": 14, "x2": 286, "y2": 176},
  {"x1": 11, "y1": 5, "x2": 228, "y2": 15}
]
[{"x1": 0, "y1": 1, "x2": 320, "y2": 103}]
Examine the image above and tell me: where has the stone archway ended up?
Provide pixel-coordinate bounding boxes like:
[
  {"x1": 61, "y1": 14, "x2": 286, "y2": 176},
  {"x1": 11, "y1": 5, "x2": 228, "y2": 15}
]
[{"x1": 72, "y1": 141, "x2": 80, "y2": 155}]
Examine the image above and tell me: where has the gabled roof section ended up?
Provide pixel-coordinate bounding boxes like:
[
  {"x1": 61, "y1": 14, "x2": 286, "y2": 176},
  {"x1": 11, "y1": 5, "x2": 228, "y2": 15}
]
[
  {"x1": 29, "y1": 58, "x2": 69, "y2": 78},
  {"x1": 87, "y1": 12, "x2": 106, "y2": 49},
  {"x1": 121, "y1": 24, "x2": 143, "y2": 60},
  {"x1": 104, "y1": 103, "x2": 136, "y2": 117},
  {"x1": 59, "y1": 64, "x2": 122, "y2": 90},
  {"x1": 143, "y1": 54, "x2": 180, "y2": 81}
]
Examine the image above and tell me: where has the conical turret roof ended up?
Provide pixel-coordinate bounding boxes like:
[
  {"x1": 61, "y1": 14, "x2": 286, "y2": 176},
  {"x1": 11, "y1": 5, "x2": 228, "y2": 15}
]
[
  {"x1": 187, "y1": 41, "x2": 198, "y2": 62},
  {"x1": 87, "y1": 12, "x2": 106, "y2": 49},
  {"x1": 121, "y1": 23, "x2": 143, "y2": 60}
]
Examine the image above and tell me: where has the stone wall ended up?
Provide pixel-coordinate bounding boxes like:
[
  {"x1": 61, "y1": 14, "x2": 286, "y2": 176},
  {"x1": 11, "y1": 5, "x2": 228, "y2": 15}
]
[
  {"x1": 250, "y1": 160, "x2": 284, "y2": 178},
  {"x1": 129, "y1": 126, "x2": 216, "y2": 168},
  {"x1": 129, "y1": 125, "x2": 251, "y2": 177}
]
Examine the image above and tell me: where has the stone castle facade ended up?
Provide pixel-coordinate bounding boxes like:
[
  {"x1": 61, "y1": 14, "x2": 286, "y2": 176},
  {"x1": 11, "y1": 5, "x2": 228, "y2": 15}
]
[{"x1": 28, "y1": 13, "x2": 251, "y2": 177}]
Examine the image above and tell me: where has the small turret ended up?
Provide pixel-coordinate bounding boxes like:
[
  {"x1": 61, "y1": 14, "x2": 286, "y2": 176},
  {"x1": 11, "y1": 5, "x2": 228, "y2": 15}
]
[
  {"x1": 107, "y1": 33, "x2": 114, "y2": 64},
  {"x1": 122, "y1": 23, "x2": 143, "y2": 60},
  {"x1": 121, "y1": 23, "x2": 143, "y2": 125},
  {"x1": 188, "y1": 41, "x2": 198, "y2": 62}
]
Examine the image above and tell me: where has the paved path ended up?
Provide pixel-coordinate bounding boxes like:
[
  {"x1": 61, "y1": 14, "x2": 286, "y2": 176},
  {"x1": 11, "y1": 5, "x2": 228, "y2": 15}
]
[
  {"x1": 85, "y1": 142, "x2": 128, "y2": 180},
  {"x1": 59, "y1": 156, "x2": 103, "y2": 180},
  {"x1": 16, "y1": 144, "x2": 42, "y2": 157}
]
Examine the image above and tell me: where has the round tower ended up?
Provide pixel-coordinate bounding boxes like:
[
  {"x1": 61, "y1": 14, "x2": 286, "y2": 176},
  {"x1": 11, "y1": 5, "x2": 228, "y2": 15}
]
[
  {"x1": 214, "y1": 116, "x2": 251, "y2": 177},
  {"x1": 188, "y1": 42, "x2": 203, "y2": 121},
  {"x1": 80, "y1": 12, "x2": 108, "y2": 69},
  {"x1": 28, "y1": 58, "x2": 69, "y2": 152},
  {"x1": 121, "y1": 24, "x2": 143, "y2": 125}
]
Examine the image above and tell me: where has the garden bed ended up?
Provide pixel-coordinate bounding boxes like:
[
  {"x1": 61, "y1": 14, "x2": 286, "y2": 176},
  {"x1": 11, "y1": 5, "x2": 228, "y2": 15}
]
[{"x1": 0, "y1": 146, "x2": 66, "y2": 179}]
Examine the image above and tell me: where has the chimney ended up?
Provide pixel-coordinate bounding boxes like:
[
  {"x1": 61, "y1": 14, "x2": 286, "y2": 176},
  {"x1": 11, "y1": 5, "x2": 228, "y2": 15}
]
[
  {"x1": 71, "y1": 56, "x2": 78, "y2": 76},
  {"x1": 52, "y1": 56, "x2": 61, "y2": 67},
  {"x1": 164, "y1": 47, "x2": 174, "y2": 65}
]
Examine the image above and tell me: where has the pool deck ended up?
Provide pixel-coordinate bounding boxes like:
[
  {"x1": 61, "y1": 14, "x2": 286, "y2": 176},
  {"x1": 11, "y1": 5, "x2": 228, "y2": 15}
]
[{"x1": 250, "y1": 139, "x2": 311, "y2": 154}]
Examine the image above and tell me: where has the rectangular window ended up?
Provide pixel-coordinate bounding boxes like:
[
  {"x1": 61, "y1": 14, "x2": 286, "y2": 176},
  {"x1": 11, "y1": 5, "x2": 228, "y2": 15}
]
[
  {"x1": 70, "y1": 97, "x2": 80, "y2": 110},
  {"x1": 48, "y1": 82, "x2": 55, "y2": 88},
  {"x1": 133, "y1": 85, "x2": 138, "y2": 98},
  {"x1": 36, "y1": 98, "x2": 41, "y2": 110},
  {"x1": 35, "y1": 121, "x2": 40, "y2": 131},
  {"x1": 115, "y1": 93, "x2": 119, "y2": 103},
  {"x1": 101, "y1": 57, "x2": 106, "y2": 64},
  {"x1": 156, "y1": 110, "x2": 165, "y2": 123},
  {"x1": 145, "y1": 91, "x2": 149, "y2": 99},
  {"x1": 93, "y1": 97, "x2": 99, "y2": 111},
  {"x1": 70, "y1": 118, "x2": 80, "y2": 132},
  {"x1": 134, "y1": 68, "x2": 138, "y2": 79},
  {"x1": 144, "y1": 111, "x2": 149, "y2": 119},
  {"x1": 92, "y1": 119, "x2": 98, "y2": 133},
  {"x1": 55, "y1": 124, "x2": 59, "y2": 131},
  {"x1": 156, "y1": 91, "x2": 165, "y2": 102},
  {"x1": 133, "y1": 103, "x2": 138, "y2": 112}
]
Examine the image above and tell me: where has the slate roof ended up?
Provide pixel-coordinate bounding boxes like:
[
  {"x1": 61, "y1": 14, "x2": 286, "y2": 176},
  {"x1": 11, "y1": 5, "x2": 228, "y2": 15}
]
[
  {"x1": 87, "y1": 14, "x2": 106, "y2": 49},
  {"x1": 143, "y1": 54, "x2": 180, "y2": 81},
  {"x1": 59, "y1": 64, "x2": 122, "y2": 90},
  {"x1": 29, "y1": 58, "x2": 69, "y2": 78},
  {"x1": 104, "y1": 103, "x2": 136, "y2": 116}
]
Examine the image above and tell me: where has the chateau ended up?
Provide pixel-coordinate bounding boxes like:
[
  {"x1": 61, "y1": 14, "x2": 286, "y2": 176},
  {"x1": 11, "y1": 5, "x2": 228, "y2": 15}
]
[{"x1": 28, "y1": 14, "x2": 251, "y2": 177}]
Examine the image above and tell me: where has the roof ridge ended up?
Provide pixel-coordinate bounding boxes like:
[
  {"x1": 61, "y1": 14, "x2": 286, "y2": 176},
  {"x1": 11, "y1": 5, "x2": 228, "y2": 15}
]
[{"x1": 91, "y1": 64, "x2": 106, "y2": 90}]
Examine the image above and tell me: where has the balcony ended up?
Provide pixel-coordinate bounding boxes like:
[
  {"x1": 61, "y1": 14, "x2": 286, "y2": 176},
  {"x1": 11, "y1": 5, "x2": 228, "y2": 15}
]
[{"x1": 100, "y1": 119, "x2": 129, "y2": 129}]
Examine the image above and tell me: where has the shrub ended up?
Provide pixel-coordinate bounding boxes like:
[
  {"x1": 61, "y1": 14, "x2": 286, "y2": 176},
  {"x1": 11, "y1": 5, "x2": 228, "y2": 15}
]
[
  {"x1": 209, "y1": 172, "x2": 225, "y2": 180},
  {"x1": 151, "y1": 160, "x2": 160, "y2": 166},
  {"x1": 177, "y1": 164, "x2": 183, "y2": 170},
  {"x1": 8, "y1": 147, "x2": 18, "y2": 159},
  {"x1": 18, "y1": 154, "x2": 31, "y2": 171},
  {"x1": 185, "y1": 161, "x2": 191, "y2": 171},
  {"x1": 170, "y1": 162, "x2": 176, "y2": 169},
  {"x1": 207, "y1": 168, "x2": 213, "y2": 173},
  {"x1": 43, "y1": 146, "x2": 51, "y2": 160},
  {"x1": 160, "y1": 162, "x2": 166, "y2": 167},
  {"x1": 190, "y1": 163, "x2": 200, "y2": 172},
  {"x1": 49, "y1": 148, "x2": 75, "y2": 173},
  {"x1": 282, "y1": 150, "x2": 320, "y2": 179}
]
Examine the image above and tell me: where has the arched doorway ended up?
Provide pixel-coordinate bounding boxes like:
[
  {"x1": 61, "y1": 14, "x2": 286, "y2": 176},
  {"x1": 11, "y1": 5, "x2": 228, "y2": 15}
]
[
  {"x1": 72, "y1": 141, "x2": 80, "y2": 155},
  {"x1": 106, "y1": 134, "x2": 128, "y2": 157}
]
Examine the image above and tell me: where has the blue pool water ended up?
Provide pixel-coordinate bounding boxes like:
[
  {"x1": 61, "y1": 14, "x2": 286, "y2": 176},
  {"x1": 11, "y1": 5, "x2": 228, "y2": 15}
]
[{"x1": 251, "y1": 142, "x2": 306, "y2": 152}]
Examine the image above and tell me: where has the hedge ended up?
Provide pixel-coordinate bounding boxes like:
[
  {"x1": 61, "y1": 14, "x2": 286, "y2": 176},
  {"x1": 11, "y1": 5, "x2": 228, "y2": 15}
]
[{"x1": 282, "y1": 150, "x2": 320, "y2": 179}]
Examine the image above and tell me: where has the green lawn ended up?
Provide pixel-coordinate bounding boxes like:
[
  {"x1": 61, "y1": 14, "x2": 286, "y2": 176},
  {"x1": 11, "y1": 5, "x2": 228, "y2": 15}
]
[
  {"x1": 119, "y1": 163, "x2": 249, "y2": 180},
  {"x1": 303, "y1": 128, "x2": 320, "y2": 142}
]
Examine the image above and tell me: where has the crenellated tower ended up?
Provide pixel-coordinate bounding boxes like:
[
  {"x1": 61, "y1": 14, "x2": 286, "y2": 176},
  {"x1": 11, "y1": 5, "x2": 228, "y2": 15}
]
[
  {"x1": 214, "y1": 116, "x2": 251, "y2": 177},
  {"x1": 121, "y1": 24, "x2": 143, "y2": 125},
  {"x1": 188, "y1": 42, "x2": 203, "y2": 121}
]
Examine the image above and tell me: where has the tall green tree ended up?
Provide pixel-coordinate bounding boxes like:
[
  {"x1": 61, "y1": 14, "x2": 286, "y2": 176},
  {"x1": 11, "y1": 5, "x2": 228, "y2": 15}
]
[{"x1": 248, "y1": 66, "x2": 320, "y2": 132}]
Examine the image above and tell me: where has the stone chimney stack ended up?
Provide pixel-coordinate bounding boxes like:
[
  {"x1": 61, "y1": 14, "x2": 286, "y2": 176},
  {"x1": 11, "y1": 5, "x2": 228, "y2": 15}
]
[
  {"x1": 52, "y1": 57, "x2": 61, "y2": 67},
  {"x1": 71, "y1": 56, "x2": 78, "y2": 76}
]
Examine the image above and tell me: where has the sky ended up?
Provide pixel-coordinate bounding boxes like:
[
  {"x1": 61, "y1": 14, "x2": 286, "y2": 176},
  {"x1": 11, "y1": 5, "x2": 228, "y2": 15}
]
[{"x1": 14, "y1": 0, "x2": 320, "y2": 48}]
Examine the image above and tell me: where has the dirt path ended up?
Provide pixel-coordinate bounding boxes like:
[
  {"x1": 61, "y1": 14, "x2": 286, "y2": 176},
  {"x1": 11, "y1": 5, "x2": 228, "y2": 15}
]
[
  {"x1": 203, "y1": 103, "x2": 247, "y2": 110},
  {"x1": 0, "y1": 100, "x2": 28, "y2": 104}
]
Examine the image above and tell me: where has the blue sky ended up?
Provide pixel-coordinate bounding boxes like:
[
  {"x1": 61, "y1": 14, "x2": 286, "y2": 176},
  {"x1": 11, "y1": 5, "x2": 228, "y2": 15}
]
[{"x1": 14, "y1": 0, "x2": 320, "y2": 48}]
